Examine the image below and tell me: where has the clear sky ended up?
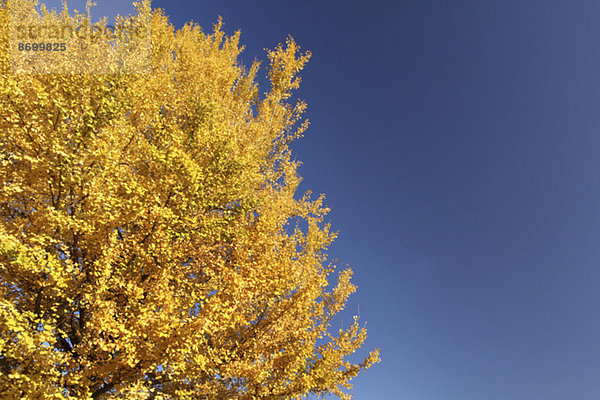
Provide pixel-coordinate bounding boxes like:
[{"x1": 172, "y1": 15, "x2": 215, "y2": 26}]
[{"x1": 42, "y1": 1, "x2": 600, "y2": 399}]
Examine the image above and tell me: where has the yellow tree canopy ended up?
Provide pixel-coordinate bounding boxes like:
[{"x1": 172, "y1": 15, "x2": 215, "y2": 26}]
[{"x1": 0, "y1": 1, "x2": 379, "y2": 398}]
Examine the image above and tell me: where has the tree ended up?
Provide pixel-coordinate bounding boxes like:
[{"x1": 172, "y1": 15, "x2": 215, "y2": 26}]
[{"x1": 0, "y1": 1, "x2": 380, "y2": 398}]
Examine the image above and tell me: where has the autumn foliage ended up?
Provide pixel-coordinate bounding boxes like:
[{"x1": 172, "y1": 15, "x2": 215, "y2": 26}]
[{"x1": 0, "y1": 1, "x2": 379, "y2": 398}]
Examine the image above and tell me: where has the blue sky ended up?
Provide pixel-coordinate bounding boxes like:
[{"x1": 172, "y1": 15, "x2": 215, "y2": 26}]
[{"x1": 42, "y1": 1, "x2": 600, "y2": 399}]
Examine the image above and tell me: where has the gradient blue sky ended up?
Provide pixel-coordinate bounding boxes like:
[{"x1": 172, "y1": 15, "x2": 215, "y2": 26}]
[{"x1": 43, "y1": 1, "x2": 600, "y2": 399}]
